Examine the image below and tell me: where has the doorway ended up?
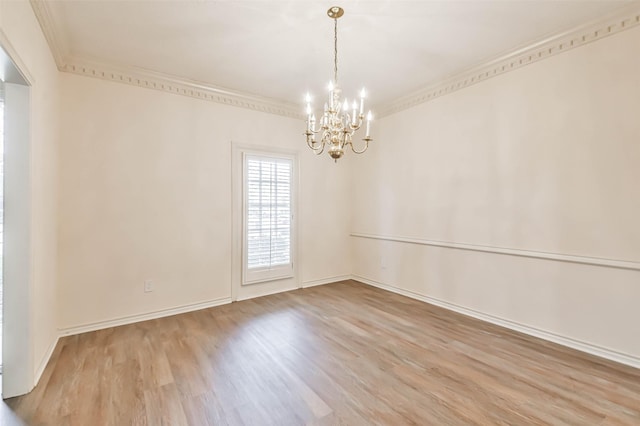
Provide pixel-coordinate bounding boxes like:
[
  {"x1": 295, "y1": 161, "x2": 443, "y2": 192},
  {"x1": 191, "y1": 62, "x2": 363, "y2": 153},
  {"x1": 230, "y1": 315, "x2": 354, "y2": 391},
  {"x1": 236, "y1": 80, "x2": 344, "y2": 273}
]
[
  {"x1": 231, "y1": 144, "x2": 300, "y2": 301},
  {"x1": 1, "y1": 44, "x2": 33, "y2": 398}
]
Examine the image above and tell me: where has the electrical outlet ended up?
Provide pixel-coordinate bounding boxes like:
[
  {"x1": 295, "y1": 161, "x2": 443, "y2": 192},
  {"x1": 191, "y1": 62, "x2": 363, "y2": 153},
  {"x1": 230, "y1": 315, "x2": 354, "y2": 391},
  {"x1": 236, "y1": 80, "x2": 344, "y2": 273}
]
[{"x1": 144, "y1": 280, "x2": 153, "y2": 293}]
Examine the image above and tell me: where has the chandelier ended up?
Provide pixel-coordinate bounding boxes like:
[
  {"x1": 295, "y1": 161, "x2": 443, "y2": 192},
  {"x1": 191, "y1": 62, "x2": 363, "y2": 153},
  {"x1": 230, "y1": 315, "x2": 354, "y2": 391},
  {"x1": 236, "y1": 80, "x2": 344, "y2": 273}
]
[{"x1": 304, "y1": 6, "x2": 372, "y2": 162}]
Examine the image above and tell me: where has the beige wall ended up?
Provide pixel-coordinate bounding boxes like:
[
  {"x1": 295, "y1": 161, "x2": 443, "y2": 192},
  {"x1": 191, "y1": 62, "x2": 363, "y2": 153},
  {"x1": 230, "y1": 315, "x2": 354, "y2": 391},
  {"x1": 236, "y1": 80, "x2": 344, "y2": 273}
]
[
  {"x1": 57, "y1": 73, "x2": 352, "y2": 329},
  {"x1": 5, "y1": 0, "x2": 640, "y2": 386},
  {"x1": 0, "y1": 0, "x2": 60, "y2": 389},
  {"x1": 351, "y1": 26, "x2": 640, "y2": 363}
]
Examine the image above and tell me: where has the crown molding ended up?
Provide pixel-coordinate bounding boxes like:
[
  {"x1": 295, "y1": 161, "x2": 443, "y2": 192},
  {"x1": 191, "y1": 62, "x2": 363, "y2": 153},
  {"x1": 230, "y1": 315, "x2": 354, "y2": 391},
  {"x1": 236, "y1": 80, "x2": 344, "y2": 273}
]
[
  {"x1": 29, "y1": 0, "x2": 303, "y2": 119},
  {"x1": 29, "y1": 0, "x2": 68, "y2": 68},
  {"x1": 380, "y1": 3, "x2": 640, "y2": 117},
  {"x1": 61, "y1": 57, "x2": 304, "y2": 119},
  {"x1": 30, "y1": 0, "x2": 640, "y2": 120}
]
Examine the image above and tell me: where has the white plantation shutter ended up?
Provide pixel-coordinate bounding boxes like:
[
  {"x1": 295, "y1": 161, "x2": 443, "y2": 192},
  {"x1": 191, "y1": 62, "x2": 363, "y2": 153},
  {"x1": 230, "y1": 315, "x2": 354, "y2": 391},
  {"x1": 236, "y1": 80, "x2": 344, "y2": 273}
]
[{"x1": 243, "y1": 154, "x2": 294, "y2": 284}]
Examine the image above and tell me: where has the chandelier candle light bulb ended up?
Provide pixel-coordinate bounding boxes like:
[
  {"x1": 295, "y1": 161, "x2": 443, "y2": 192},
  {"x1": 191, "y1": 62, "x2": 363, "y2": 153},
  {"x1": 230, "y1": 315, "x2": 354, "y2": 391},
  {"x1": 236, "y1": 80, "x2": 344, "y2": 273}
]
[
  {"x1": 328, "y1": 81, "x2": 334, "y2": 110},
  {"x1": 303, "y1": 6, "x2": 373, "y2": 161},
  {"x1": 352, "y1": 101, "x2": 358, "y2": 125}
]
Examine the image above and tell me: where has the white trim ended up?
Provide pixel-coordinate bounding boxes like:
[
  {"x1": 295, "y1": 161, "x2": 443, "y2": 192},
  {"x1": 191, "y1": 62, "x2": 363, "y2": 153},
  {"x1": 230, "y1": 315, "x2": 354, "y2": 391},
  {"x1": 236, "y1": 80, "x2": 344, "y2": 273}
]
[
  {"x1": 231, "y1": 143, "x2": 300, "y2": 157},
  {"x1": 231, "y1": 142, "x2": 301, "y2": 302},
  {"x1": 58, "y1": 296, "x2": 231, "y2": 337},
  {"x1": 235, "y1": 285, "x2": 299, "y2": 302},
  {"x1": 380, "y1": 3, "x2": 640, "y2": 116},
  {"x1": 34, "y1": 335, "x2": 59, "y2": 387},
  {"x1": 301, "y1": 275, "x2": 351, "y2": 288},
  {"x1": 28, "y1": 0, "x2": 68, "y2": 68},
  {"x1": 352, "y1": 274, "x2": 640, "y2": 370},
  {"x1": 1, "y1": 82, "x2": 34, "y2": 398},
  {"x1": 62, "y1": 58, "x2": 304, "y2": 119},
  {"x1": 0, "y1": 29, "x2": 35, "y2": 85},
  {"x1": 28, "y1": 1, "x2": 640, "y2": 119},
  {"x1": 28, "y1": 1, "x2": 302, "y2": 118},
  {"x1": 351, "y1": 232, "x2": 640, "y2": 271}
]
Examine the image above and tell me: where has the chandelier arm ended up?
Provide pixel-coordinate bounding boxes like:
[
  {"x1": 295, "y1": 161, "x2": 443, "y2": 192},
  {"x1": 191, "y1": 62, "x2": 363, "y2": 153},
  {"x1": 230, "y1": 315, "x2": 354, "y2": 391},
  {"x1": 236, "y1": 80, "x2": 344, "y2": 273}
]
[
  {"x1": 306, "y1": 137, "x2": 324, "y2": 151},
  {"x1": 349, "y1": 115, "x2": 364, "y2": 131},
  {"x1": 349, "y1": 138, "x2": 371, "y2": 154},
  {"x1": 312, "y1": 140, "x2": 326, "y2": 155}
]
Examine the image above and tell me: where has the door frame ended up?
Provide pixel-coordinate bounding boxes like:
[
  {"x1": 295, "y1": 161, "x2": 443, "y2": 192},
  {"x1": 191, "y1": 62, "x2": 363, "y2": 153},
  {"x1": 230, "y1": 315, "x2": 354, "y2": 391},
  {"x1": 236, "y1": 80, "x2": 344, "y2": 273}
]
[
  {"x1": 230, "y1": 142, "x2": 300, "y2": 302},
  {"x1": 0, "y1": 30, "x2": 35, "y2": 398}
]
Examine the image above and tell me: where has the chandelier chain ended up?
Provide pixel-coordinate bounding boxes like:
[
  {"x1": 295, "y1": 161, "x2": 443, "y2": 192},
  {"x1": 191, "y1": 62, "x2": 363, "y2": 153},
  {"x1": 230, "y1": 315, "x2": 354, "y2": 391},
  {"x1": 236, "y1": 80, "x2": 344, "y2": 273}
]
[{"x1": 333, "y1": 18, "x2": 338, "y2": 84}]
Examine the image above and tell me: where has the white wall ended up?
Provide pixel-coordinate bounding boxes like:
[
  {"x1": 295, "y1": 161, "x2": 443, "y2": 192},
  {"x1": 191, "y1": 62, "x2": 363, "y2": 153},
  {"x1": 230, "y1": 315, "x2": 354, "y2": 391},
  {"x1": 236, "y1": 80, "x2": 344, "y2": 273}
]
[
  {"x1": 57, "y1": 73, "x2": 352, "y2": 330},
  {"x1": 0, "y1": 0, "x2": 59, "y2": 394},
  {"x1": 4, "y1": 0, "x2": 639, "y2": 388},
  {"x1": 351, "y1": 26, "x2": 640, "y2": 364}
]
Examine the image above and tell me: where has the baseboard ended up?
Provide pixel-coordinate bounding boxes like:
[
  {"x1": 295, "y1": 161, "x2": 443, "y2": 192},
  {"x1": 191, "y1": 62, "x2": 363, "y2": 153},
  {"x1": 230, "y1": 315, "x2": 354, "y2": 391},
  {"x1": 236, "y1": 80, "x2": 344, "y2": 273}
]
[
  {"x1": 235, "y1": 275, "x2": 350, "y2": 300},
  {"x1": 34, "y1": 334, "x2": 60, "y2": 388},
  {"x1": 352, "y1": 274, "x2": 640, "y2": 370},
  {"x1": 58, "y1": 296, "x2": 232, "y2": 337},
  {"x1": 236, "y1": 285, "x2": 300, "y2": 301},
  {"x1": 301, "y1": 275, "x2": 351, "y2": 288}
]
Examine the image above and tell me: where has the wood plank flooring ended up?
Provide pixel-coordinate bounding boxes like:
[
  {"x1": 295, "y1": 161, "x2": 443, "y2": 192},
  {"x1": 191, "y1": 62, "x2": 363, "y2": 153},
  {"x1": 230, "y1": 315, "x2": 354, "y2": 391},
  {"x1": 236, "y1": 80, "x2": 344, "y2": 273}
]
[{"x1": 4, "y1": 280, "x2": 640, "y2": 425}]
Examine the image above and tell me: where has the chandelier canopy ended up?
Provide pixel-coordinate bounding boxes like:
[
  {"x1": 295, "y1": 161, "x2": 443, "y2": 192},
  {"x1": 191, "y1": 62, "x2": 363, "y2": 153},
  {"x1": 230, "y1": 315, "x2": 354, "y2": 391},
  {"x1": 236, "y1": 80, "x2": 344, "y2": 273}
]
[{"x1": 304, "y1": 6, "x2": 372, "y2": 162}]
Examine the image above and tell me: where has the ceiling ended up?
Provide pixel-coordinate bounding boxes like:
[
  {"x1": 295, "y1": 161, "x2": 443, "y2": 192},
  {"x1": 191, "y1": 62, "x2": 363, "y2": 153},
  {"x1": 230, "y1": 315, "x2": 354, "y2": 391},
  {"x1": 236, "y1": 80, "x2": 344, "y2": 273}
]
[{"x1": 44, "y1": 1, "x2": 632, "y2": 110}]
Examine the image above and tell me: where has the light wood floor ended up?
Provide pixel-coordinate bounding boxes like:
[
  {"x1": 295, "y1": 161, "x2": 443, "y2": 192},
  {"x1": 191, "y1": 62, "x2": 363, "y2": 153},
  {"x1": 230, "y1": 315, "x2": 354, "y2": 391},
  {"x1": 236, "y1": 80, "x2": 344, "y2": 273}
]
[{"x1": 4, "y1": 280, "x2": 640, "y2": 425}]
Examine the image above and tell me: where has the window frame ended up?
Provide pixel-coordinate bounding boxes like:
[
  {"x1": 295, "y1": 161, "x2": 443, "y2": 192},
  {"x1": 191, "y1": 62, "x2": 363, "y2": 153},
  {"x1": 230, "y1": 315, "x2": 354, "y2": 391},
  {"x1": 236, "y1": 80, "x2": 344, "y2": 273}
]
[{"x1": 241, "y1": 150, "x2": 296, "y2": 286}]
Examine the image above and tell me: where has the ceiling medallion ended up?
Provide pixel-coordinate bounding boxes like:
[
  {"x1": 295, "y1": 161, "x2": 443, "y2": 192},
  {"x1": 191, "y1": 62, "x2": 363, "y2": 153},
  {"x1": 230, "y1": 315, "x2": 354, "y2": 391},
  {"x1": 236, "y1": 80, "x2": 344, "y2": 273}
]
[{"x1": 304, "y1": 6, "x2": 373, "y2": 162}]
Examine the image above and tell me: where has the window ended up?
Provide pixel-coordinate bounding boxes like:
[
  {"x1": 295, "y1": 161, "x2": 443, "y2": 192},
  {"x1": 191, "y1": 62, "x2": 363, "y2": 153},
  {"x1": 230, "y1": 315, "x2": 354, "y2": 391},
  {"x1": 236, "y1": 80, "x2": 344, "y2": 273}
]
[{"x1": 243, "y1": 153, "x2": 294, "y2": 284}]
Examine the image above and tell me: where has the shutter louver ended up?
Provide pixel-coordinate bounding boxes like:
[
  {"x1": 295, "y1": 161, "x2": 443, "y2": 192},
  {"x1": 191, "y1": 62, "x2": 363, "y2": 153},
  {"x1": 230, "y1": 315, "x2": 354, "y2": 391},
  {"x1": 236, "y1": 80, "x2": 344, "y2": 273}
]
[{"x1": 244, "y1": 155, "x2": 292, "y2": 283}]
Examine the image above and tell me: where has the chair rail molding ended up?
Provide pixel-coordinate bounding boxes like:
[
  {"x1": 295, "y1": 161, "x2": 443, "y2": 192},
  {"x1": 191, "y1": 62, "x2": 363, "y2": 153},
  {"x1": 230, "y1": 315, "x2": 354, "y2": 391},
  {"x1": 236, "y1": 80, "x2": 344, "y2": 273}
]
[{"x1": 351, "y1": 232, "x2": 640, "y2": 271}]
